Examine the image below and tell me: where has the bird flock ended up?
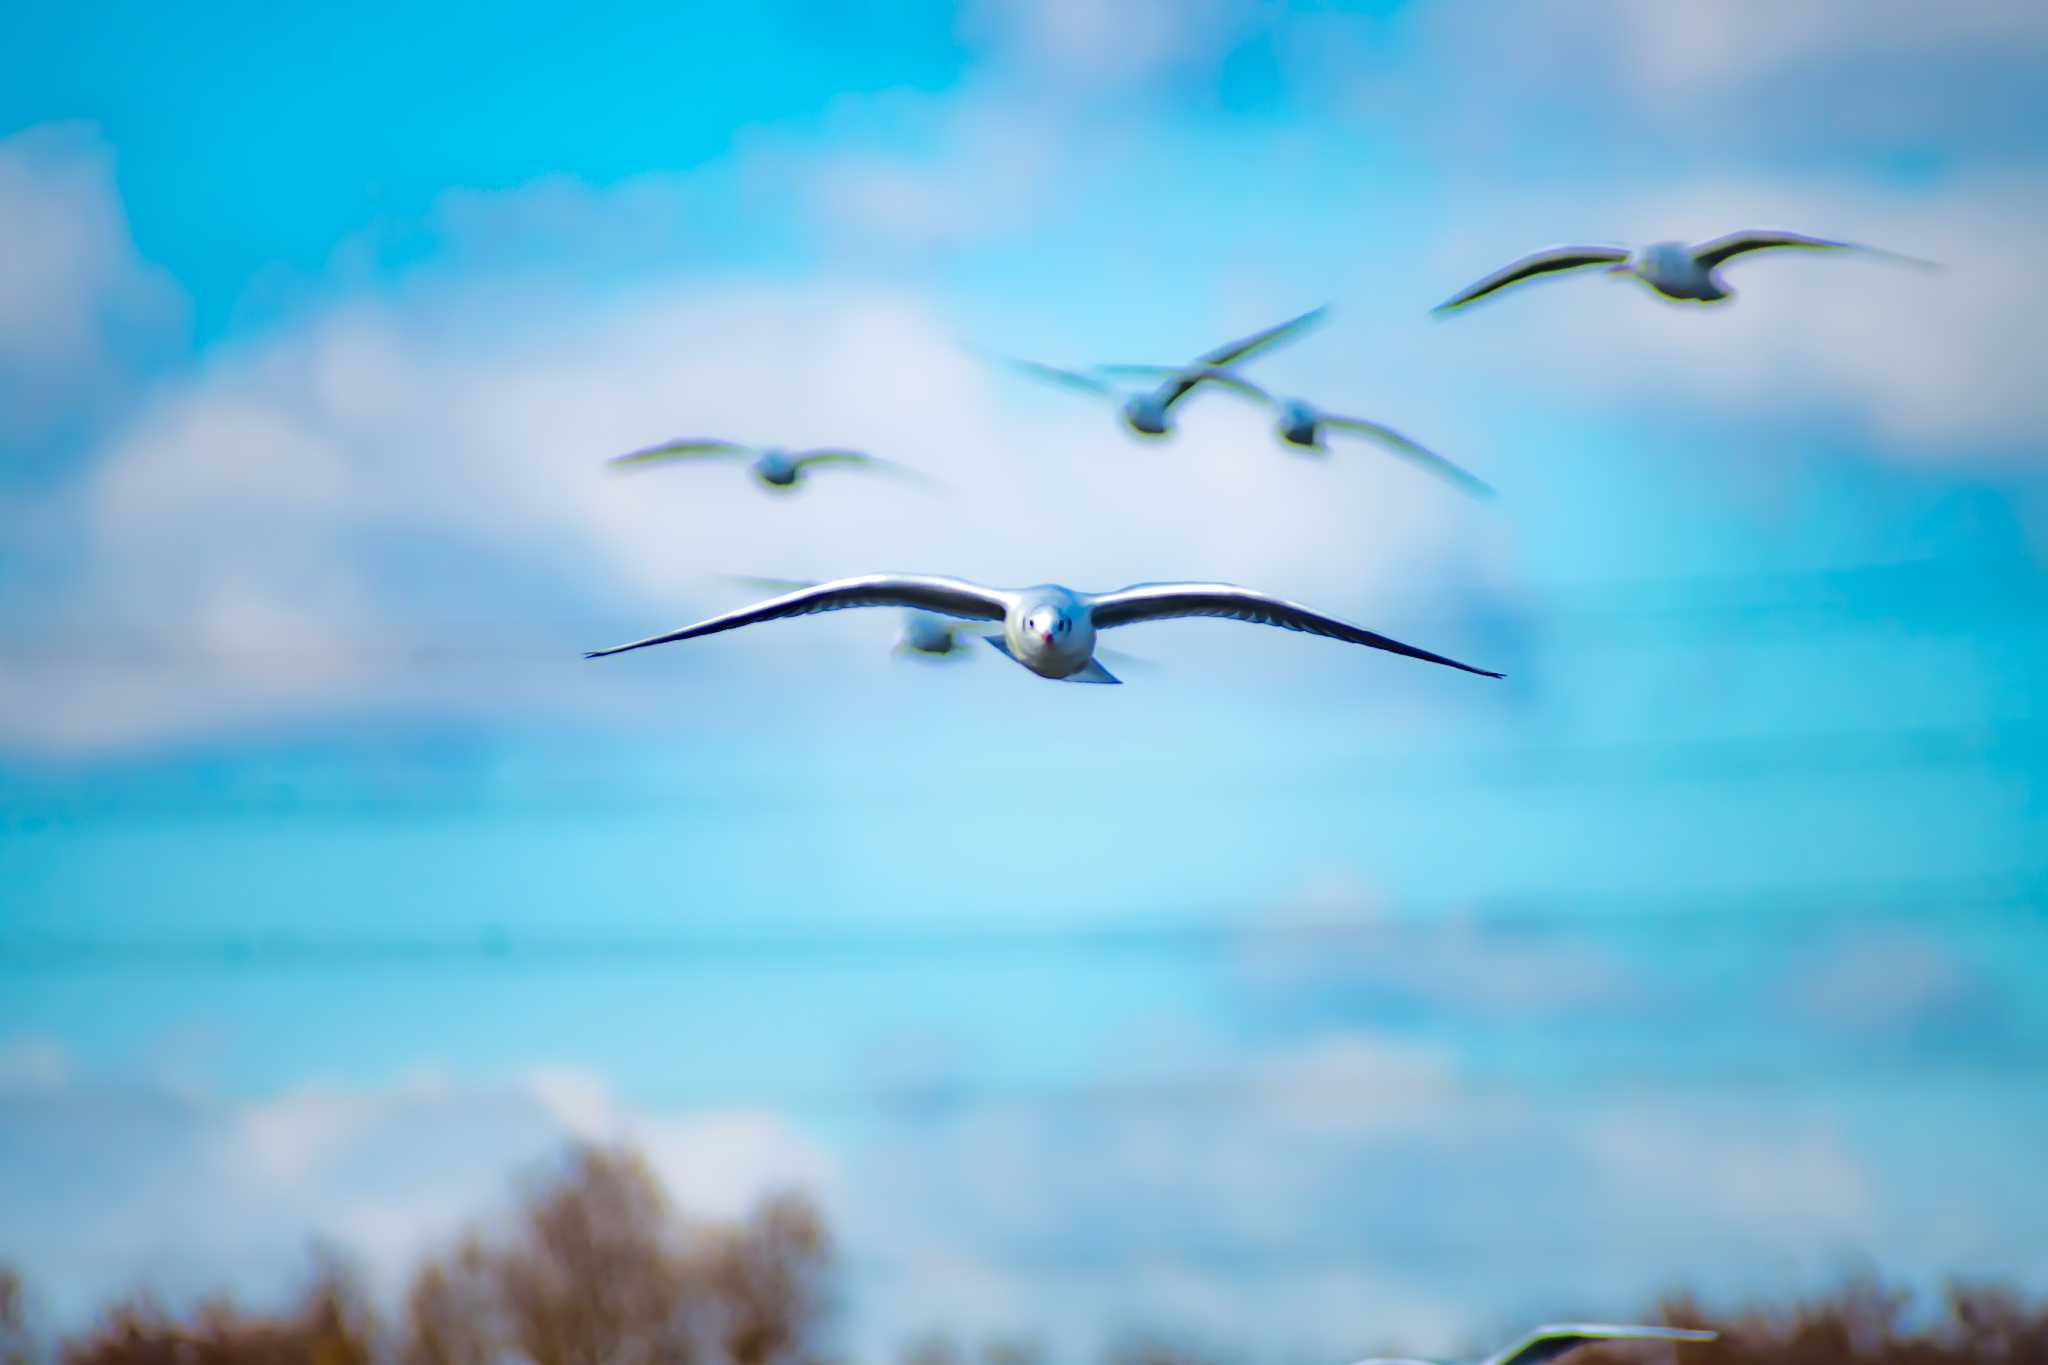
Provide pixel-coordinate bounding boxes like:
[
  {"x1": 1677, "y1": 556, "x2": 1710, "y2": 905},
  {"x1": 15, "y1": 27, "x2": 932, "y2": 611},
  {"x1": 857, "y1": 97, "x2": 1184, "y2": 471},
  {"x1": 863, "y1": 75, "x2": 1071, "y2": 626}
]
[
  {"x1": 588, "y1": 226, "x2": 1922, "y2": 687},
  {"x1": 560, "y1": 229, "x2": 1899, "y2": 1353}
]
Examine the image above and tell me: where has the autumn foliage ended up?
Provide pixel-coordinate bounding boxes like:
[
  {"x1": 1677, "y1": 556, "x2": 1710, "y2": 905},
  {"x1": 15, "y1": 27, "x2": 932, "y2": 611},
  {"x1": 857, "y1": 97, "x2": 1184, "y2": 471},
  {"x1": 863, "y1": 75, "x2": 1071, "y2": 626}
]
[{"x1": 8, "y1": 1144, "x2": 2047, "y2": 1365}]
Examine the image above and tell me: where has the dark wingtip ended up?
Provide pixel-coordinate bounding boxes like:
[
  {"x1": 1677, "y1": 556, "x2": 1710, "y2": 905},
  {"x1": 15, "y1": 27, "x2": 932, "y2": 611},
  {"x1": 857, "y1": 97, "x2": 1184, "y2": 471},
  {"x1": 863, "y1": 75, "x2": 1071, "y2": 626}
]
[{"x1": 583, "y1": 650, "x2": 608, "y2": 660}]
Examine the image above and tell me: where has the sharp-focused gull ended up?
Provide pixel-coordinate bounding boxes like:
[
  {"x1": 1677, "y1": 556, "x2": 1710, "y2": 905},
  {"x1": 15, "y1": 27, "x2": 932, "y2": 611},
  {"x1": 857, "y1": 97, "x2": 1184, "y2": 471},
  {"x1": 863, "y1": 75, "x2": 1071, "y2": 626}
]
[
  {"x1": 1093, "y1": 365, "x2": 1494, "y2": 499},
  {"x1": 1434, "y1": 230, "x2": 1933, "y2": 312},
  {"x1": 607, "y1": 439, "x2": 931, "y2": 491},
  {"x1": 585, "y1": 573, "x2": 1501, "y2": 685},
  {"x1": 1351, "y1": 1323, "x2": 1717, "y2": 1365},
  {"x1": 998, "y1": 305, "x2": 1328, "y2": 439}
]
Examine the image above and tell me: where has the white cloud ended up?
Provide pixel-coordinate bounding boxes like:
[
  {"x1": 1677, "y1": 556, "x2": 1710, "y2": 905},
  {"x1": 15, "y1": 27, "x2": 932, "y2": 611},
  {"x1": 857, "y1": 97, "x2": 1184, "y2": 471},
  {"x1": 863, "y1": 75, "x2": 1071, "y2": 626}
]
[
  {"x1": 0, "y1": 124, "x2": 184, "y2": 448},
  {"x1": 0, "y1": 1035, "x2": 71, "y2": 1091},
  {"x1": 1238, "y1": 871, "x2": 1636, "y2": 1020},
  {"x1": 240, "y1": 1086, "x2": 381, "y2": 1184},
  {"x1": 956, "y1": 0, "x2": 1259, "y2": 89},
  {"x1": 836, "y1": 1026, "x2": 1883, "y2": 1363},
  {"x1": 1399, "y1": 0, "x2": 2048, "y2": 133},
  {"x1": 1603, "y1": 0, "x2": 2048, "y2": 97},
  {"x1": 1789, "y1": 930, "x2": 1989, "y2": 1038}
]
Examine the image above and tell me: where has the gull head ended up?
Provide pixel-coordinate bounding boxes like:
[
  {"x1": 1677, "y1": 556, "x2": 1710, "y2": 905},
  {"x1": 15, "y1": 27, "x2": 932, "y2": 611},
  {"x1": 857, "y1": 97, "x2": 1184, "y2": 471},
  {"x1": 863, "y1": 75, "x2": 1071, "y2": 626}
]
[
  {"x1": 1008, "y1": 589, "x2": 1097, "y2": 677},
  {"x1": 1023, "y1": 604, "x2": 1069, "y2": 648},
  {"x1": 1120, "y1": 393, "x2": 1172, "y2": 437},
  {"x1": 752, "y1": 449, "x2": 800, "y2": 487}
]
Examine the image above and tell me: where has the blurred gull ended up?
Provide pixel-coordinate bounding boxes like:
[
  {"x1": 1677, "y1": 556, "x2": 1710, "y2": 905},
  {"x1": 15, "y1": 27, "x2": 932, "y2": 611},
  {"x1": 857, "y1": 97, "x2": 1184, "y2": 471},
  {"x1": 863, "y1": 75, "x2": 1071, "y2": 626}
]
[
  {"x1": 586, "y1": 573, "x2": 1501, "y2": 685},
  {"x1": 1353, "y1": 1323, "x2": 1717, "y2": 1365},
  {"x1": 1092, "y1": 365, "x2": 1494, "y2": 499},
  {"x1": 724, "y1": 577, "x2": 992, "y2": 661},
  {"x1": 997, "y1": 305, "x2": 1327, "y2": 439},
  {"x1": 1433, "y1": 230, "x2": 1934, "y2": 312},
  {"x1": 607, "y1": 438, "x2": 934, "y2": 492}
]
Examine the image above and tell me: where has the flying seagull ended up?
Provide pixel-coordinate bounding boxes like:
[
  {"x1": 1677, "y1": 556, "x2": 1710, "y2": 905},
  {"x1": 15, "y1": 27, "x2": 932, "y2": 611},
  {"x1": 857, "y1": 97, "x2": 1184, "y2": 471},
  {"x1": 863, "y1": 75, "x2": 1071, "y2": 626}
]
[
  {"x1": 1433, "y1": 230, "x2": 1933, "y2": 312},
  {"x1": 607, "y1": 439, "x2": 932, "y2": 492},
  {"x1": 1351, "y1": 1323, "x2": 1717, "y2": 1365},
  {"x1": 585, "y1": 573, "x2": 1501, "y2": 686},
  {"x1": 1091, "y1": 365, "x2": 1494, "y2": 499},
  {"x1": 998, "y1": 305, "x2": 1328, "y2": 439}
]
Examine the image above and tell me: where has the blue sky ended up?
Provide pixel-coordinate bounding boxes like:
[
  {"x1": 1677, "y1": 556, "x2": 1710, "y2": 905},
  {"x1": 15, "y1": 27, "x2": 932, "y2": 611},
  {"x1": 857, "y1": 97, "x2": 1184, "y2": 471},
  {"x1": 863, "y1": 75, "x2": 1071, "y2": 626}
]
[{"x1": 3, "y1": 0, "x2": 2048, "y2": 1359}]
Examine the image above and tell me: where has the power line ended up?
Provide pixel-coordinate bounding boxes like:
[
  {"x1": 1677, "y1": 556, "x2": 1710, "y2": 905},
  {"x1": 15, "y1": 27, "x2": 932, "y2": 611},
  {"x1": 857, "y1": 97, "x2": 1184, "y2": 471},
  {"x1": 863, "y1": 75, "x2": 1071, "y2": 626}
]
[
  {"x1": 6, "y1": 1042, "x2": 2046, "y2": 1131},
  {"x1": 0, "y1": 557, "x2": 2040, "y2": 667},
  {"x1": 7, "y1": 722, "x2": 2045, "y2": 822},
  {"x1": 1, "y1": 873, "x2": 2042, "y2": 972}
]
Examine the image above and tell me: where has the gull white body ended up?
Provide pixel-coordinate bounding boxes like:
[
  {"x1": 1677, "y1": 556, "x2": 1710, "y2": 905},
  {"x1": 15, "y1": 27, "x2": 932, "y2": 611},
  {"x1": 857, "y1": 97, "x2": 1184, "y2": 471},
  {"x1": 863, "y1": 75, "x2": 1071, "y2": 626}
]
[
  {"x1": 750, "y1": 448, "x2": 802, "y2": 487},
  {"x1": 1622, "y1": 241, "x2": 1728, "y2": 302},
  {"x1": 993, "y1": 585, "x2": 1100, "y2": 680},
  {"x1": 1277, "y1": 398, "x2": 1328, "y2": 448}
]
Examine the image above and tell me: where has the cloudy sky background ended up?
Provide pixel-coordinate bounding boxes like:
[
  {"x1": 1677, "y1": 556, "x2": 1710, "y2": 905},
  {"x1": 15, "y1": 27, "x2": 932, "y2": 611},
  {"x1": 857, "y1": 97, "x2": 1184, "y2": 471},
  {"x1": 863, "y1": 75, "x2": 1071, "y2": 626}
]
[{"x1": 4, "y1": 0, "x2": 2047, "y2": 1360}]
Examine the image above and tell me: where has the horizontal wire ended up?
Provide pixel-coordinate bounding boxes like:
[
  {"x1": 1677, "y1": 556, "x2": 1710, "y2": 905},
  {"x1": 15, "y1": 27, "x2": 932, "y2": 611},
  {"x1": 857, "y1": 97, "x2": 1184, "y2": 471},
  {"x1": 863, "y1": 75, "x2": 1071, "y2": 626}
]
[
  {"x1": 0, "y1": 558, "x2": 2040, "y2": 667},
  {"x1": 2, "y1": 873, "x2": 2044, "y2": 970},
  {"x1": 6, "y1": 1043, "x2": 2045, "y2": 1128},
  {"x1": 7, "y1": 722, "x2": 2046, "y2": 823}
]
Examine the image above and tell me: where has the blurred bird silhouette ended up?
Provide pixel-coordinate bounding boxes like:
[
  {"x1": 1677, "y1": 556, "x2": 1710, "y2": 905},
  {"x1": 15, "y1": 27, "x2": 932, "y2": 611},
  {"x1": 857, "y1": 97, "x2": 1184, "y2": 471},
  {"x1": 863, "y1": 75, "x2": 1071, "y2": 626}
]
[
  {"x1": 1090, "y1": 364, "x2": 1495, "y2": 499},
  {"x1": 1351, "y1": 1323, "x2": 1717, "y2": 1365},
  {"x1": 607, "y1": 439, "x2": 936, "y2": 492},
  {"x1": 1434, "y1": 230, "x2": 1935, "y2": 312},
  {"x1": 994, "y1": 305, "x2": 1328, "y2": 439}
]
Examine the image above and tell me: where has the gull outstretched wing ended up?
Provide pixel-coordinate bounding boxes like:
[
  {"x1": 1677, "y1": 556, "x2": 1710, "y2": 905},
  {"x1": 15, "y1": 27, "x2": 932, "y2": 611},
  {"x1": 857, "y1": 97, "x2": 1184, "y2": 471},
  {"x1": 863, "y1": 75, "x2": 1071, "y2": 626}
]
[
  {"x1": 1156, "y1": 306, "x2": 1328, "y2": 409},
  {"x1": 1195, "y1": 305, "x2": 1330, "y2": 368},
  {"x1": 998, "y1": 356, "x2": 1119, "y2": 397},
  {"x1": 1097, "y1": 363, "x2": 1275, "y2": 406},
  {"x1": 1323, "y1": 415, "x2": 1496, "y2": 499},
  {"x1": 586, "y1": 575, "x2": 1011, "y2": 659},
  {"x1": 1689, "y1": 229, "x2": 1856, "y2": 271},
  {"x1": 1432, "y1": 246, "x2": 1631, "y2": 314},
  {"x1": 607, "y1": 438, "x2": 755, "y2": 468},
  {"x1": 1088, "y1": 583, "x2": 1502, "y2": 678},
  {"x1": 1484, "y1": 1324, "x2": 1718, "y2": 1365},
  {"x1": 790, "y1": 449, "x2": 943, "y2": 488}
]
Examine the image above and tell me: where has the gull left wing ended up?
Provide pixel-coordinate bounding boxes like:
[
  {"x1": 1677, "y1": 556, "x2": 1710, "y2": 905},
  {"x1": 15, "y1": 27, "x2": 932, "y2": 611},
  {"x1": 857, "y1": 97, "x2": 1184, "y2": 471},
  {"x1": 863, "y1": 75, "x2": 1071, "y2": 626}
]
[
  {"x1": 1432, "y1": 245, "x2": 1630, "y2": 315},
  {"x1": 1088, "y1": 583, "x2": 1502, "y2": 678},
  {"x1": 1323, "y1": 415, "x2": 1496, "y2": 499},
  {"x1": 1156, "y1": 306, "x2": 1328, "y2": 409},
  {"x1": 586, "y1": 574, "x2": 1010, "y2": 659},
  {"x1": 1689, "y1": 229, "x2": 1858, "y2": 270},
  {"x1": 607, "y1": 438, "x2": 755, "y2": 468},
  {"x1": 1484, "y1": 1324, "x2": 1718, "y2": 1365}
]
